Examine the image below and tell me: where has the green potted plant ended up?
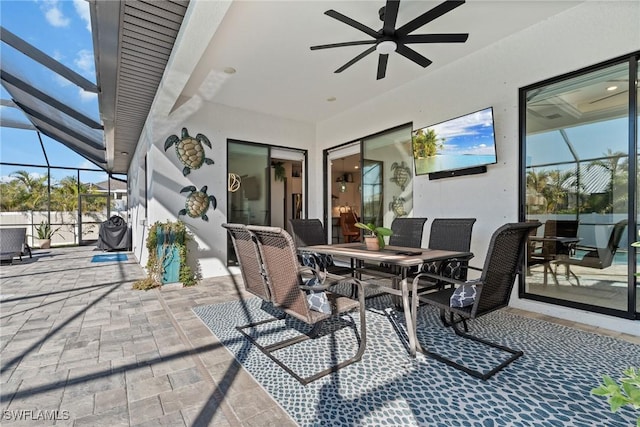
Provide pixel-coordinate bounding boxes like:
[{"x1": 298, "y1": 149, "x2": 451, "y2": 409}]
[
  {"x1": 591, "y1": 367, "x2": 640, "y2": 426},
  {"x1": 354, "y1": 222, "x2": 393, "y2": 250},
  {"x1": 34, "y1": 221, "x2": 62, "y2": 249}
]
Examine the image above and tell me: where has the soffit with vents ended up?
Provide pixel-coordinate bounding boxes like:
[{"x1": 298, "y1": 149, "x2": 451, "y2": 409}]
[{"x1": 91, "y1": 0, "x2": 189, "y2": 175}]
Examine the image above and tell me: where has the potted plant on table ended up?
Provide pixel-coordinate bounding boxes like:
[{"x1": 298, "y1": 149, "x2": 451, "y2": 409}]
[
  {"x1": 354, "y1": 222, "x2": 393, "y2": 251},
  {"x1": 35, "y1": 221, "x2": 62, "y2": 249}
]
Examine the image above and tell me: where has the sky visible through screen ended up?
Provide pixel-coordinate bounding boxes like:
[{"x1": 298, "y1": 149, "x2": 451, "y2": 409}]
[{"x1": 0, "y1": 0, "x2": 104, "y2": 184}]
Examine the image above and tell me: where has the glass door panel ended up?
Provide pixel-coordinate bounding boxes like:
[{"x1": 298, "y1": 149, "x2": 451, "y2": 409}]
[
  {"x1": 523, "y1": 61, "x2": 631, "y2": 312},
  {"x1": 227, "y1": 141, "x2": 269, "y2": 265},
  {"x1": 362, "y1": 124, "x2": 413, "y2": 230}
]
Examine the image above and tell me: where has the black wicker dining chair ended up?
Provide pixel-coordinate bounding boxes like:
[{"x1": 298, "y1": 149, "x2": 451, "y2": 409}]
[
  {"x1": 358, "y1": 217, "x2": 428, "y2": 277},
  {"x1": 388, "y1": 217, "x2": 429, "y2": 248},
  {"x1": 413, "y1": 218, "x2": 477, "y2": 291},
  {"x1": 411, "y1": 221, "x2": 541, "y2": 380},
  {"x1": 553, "y1": 219, "x2": 628, "y2": 286},
  {"x1": 288, "y1": 218, "x2": 353, "y2": 276}
]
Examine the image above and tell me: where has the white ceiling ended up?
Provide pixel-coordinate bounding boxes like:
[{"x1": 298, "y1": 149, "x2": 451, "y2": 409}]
[{"x1": 179, "y1": 0, "x2": 583, "y2": 124}]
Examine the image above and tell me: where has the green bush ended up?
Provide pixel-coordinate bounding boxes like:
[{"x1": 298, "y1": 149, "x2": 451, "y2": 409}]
[
  {"x1": 591, "y1": 367, "x2": 640, "y2": 426},
  {"x1": 132, "y1": 220, "x2": 197, "y2": 290}
]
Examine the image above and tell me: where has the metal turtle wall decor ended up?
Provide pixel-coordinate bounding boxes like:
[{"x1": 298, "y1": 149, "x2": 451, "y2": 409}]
[
  {"x1": 179, "y1": 185, "x2": 217, "y2": 221},
  {"x1": 389, "y1": 196, "x2": 407, "y2": 217},
  {"x1": 390, "y1": 161, "x2": 412, "y2": 190},
  {"x1": 164, "y1": 128, "x2": 214, "y2": 176}
]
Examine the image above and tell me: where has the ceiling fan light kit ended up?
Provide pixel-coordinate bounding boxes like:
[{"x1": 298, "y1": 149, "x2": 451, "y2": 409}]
[
  {"x1": 376, "y1": 40, "x2": 397, "y2": 54},
  {"x1": 310, "y1": 0, "x2": 469, "y2": 80}
]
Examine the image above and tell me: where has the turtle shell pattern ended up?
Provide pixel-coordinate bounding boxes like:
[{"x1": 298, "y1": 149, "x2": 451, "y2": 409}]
[
  {"x1": 184, "y1": 189, "x2": 211, "y2": 218},
  {"x1": 176, "y1": 136, "x2": 206, "y2": 170},
  {"x1": 165, "y1": 128, "x2": 213, "y2": 176},
  {"x1": 179, "y1": 185, "x2": 216, "y2": 221}
]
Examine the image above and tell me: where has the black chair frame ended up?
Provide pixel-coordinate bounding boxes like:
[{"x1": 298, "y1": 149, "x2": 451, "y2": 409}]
[{"x1": 411, "y1": 222, "x2": 541, "y2": 380}]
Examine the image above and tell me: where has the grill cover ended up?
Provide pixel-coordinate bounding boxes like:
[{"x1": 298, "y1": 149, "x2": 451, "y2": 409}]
[{"x1": 97, "y1": 215, "x2": 129, "y2": 250}]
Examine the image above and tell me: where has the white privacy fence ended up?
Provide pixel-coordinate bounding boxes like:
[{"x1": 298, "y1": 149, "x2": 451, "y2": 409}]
[{"x1": 0, "y1": 211, "x2": 130, "y2": 248}]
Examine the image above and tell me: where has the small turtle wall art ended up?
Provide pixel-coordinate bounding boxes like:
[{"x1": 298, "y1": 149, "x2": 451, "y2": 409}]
[
  {"x1": 390, "y1": 161, "x2": 412, "y2": 191},
  {"x1": 179, "y1": 185, "x2": 217, "y2": 221},
  {"x1": 164, "y1": 127, "x2": 214, "y2": 176},
  {"x1": 389, "y1": 196, "x2": 407, "y2": 218}
]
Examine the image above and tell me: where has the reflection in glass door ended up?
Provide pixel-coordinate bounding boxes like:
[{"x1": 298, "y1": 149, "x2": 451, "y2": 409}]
[
  {"x1": 522, "y1": 58, "x2": 638, "y2": 316},
  {"x1": 226, "y1": 141, "x2": 306, "y2": 266},
  {"x1": 362, "y1": 124, "x2": 413, "y2": 230},
  {"x1": 227, "y1": 141, "x2": 269, "y2": 265}
]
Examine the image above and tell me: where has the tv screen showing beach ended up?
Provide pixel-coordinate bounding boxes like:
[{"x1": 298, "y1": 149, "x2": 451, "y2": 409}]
[{"x1": 413, "y1": 107, "x2": 497, "y2": 176}]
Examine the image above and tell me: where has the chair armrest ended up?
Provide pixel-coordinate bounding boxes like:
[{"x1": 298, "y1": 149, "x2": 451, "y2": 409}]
[{"x1": 411, "y1": 271, "x2": 467, "y2": 290}]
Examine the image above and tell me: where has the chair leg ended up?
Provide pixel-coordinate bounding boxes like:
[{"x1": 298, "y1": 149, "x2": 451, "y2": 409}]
[
  {"x1": 236, "y1": 310, "x2": 366, "y2": 386},
  {"x1": 420, "y1": 315, "x2": 523, "y2": 380}
]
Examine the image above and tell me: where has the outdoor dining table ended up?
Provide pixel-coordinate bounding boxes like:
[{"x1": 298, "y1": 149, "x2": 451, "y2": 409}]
[{"x1": 298, "y1": 242, "x2": 473, "y2": 357}]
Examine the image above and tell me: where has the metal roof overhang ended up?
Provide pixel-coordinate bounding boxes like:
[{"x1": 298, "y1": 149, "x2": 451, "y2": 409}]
[{"x1": 91, "y1": 0, "x2": 189, "y2": 175}]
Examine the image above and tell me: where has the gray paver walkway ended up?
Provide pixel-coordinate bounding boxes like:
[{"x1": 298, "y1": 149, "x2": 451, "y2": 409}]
[{"x1": 0, "y1": 246, "x2": 295, "y2": 426}]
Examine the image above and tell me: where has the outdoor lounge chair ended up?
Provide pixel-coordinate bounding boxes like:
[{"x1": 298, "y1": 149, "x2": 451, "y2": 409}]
[
  {"x1": 0, "y1": 227, "x2": 31, "y2": 264},
  {"x1": 288, "y1": 218, "x2": 353, "y2": 276},
  {"x1": 411, "y1": 221, "x2": 541, "y2": 380},
  {"x1": 227, "y1": 224, "x2": 367, "y2": 385},
  {"x1": 554, "y1": 219, "x2": 628, "y2": 286},
  {"x1": 222, "y1": 223, "x2": 271, "y2": 301}
]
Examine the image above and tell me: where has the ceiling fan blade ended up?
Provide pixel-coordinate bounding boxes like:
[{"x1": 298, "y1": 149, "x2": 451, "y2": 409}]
[
  {"x1": 310, "y1": 40, "x2": 376, "y2": 50},
  {"x1": 377, "y1": 54, "x2": 389, "y2": 80},
  {"x1": 325, "y1": 9, "x2": 380, "y2": 38},
  {"x1": 335, "y1": 46, "x2": 377, "y2": 73},
  {"x1": 396, "y1": 0, "x2": 466, "y2": 37},
  {"x1": 396, "y1": 44, "x2": 432, "y2": 68},
  {"x1": 382, "y1": 0, "x2": 400, "y2": 36},
  {"x1": 401, "y1": 33, "x2": 469, "y2": 44}
]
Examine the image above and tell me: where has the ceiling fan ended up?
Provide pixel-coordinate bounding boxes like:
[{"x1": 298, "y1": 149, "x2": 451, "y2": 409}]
[{"x1": 310, "y1": 0, "x2": 469, "y2": 80}]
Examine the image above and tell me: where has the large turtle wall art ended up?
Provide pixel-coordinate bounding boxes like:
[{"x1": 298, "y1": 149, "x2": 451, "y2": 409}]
[
  {"x1": 164, "y1": 128, "x2": 214, "y2": 176},
  {"x1": 179, "y1": 185, "x2": 217, "y2": 221}
]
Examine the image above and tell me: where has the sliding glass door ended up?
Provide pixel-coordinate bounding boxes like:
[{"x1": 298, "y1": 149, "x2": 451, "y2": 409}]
[
  {"x1": 226, "y1": 140, "x2": 306, "y2": 266},
  {"x1": 521, "y1": 54, "x2": 638, "y2": 318},
  {"x1": 325, "y1": 123, "x2": 413, "y2": 243}
]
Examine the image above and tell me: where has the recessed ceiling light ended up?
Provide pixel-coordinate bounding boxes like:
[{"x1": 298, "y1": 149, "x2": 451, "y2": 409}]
[
  {"x1": 327, "y1": 96, "x2": 336, "y2": 102},
  {"x1": 607, "y1": 85, "x2": 618, "y2": 91},
  {"x1": 121, "y1": 151, "x2": 129, "y2": 155},
  {"x1": 354, "y1": 165, "x2": 359, "y2": 169},
  {"x1": 223, "y1": 67, "x2": 236, "y2": 74}
]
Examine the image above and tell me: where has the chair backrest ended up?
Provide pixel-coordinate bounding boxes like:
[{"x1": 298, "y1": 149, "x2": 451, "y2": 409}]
[
  {"x1": 543, "y1": 219, "x2": 579, "y2": 256},
  {"x1": 246, "y1": 225, "x2": 314, "y2": 323},
  {"x1": 428, "y1": 218, "x2": 476, "y2": 252},
  {"x1": 340, "y1": 211, "x2": 360, "y2": 242},
  {"x1": 580, "y1": 219, "x2": 628, "y2": 269},
  {"x1": 472, "y1": 222, "x2": 541, "y2": 318},
  {"x1": 0, "y1": 228, "x2": 27, "y2": 254},
  {"x1": 288, "y1": 218, "x2": 327, "y2": 247},
  {"x1": 222, "y1": 223, "x2": 271, "y2": 301},
  {"x1": 388, "y1": 217, "x2": 428, "y2": 247}
]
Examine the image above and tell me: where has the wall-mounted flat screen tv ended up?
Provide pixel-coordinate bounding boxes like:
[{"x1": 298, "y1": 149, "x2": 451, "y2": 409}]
[{"x1": 413, "y1": 106, "x2": 497, "y2": 176}]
